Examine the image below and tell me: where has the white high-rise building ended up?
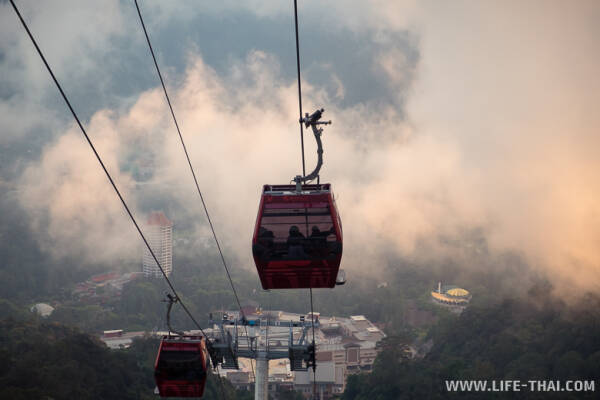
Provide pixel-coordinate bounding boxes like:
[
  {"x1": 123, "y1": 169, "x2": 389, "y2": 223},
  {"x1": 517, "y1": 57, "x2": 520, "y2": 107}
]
[{"x1": 143, "y1": 211, "x2": 173, "y2": 277}]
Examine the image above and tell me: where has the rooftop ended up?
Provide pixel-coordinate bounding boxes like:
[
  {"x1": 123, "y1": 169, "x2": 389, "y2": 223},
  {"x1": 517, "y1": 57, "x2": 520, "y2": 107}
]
[
  {"x1": 147, "y1": 211, "x2": 172, "y2": 226},
  {"x1": 30, "y1": 303, "x2": 54, "y2": 317}
]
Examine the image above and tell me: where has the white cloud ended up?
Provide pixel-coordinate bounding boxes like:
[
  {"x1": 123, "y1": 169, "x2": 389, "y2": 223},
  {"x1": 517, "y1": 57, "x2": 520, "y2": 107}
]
[{"x1": 5, "y1": 0, "x2": 600, "y2": 296}]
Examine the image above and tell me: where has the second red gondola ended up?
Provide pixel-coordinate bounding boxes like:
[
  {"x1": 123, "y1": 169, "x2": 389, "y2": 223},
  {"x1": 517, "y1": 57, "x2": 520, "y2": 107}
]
[{"x1": 154, "y1": 336, "x2": 208, "y2": 398}]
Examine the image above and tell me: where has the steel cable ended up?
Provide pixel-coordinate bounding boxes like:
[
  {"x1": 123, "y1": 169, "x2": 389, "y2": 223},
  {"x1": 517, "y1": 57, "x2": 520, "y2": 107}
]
[
  {"x1": 133, "y1": 0, "x2": 255, "y2": 383},
  {"x1": 8, "y1": 0, "x2": 210, "y2": 340}
]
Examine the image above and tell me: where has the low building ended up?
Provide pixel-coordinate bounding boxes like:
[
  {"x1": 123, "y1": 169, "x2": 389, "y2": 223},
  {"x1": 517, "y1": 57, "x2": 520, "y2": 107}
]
[
  {"x1": 30, "y1": 303, "x2": 54, "y2": 317},
  {"x1": 99, "y1": 330, "x2": 146, "y2": 349},
  {"x1": 72, "y1": 271, "x2": 144, "y2": 303}
]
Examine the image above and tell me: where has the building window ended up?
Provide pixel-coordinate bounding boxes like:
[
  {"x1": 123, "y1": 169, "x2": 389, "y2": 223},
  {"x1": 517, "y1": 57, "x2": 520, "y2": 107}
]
[{"x1": 347, "y1": 348, "x2": 359, "y2": 363}]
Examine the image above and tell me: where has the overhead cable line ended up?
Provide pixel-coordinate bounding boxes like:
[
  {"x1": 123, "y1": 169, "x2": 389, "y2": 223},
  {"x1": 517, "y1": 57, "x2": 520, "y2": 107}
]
[
  {"x1": 8, "y1": 0, "x2": 208, "y2": 339},
  {"x1": 133, "y1": 0, "x2": 255, "y2": 382},
  {"x1": 294, "y1": 0, "x2": 306, "y2": 177},
  {"x1": 309, "y1": 287, "x2": 317, "y2": 396},
  {"x1": 293, "y1": 1, "x2": 318, "y2": 398},
  {"x1": 134, "y1": 0, "x2": 246, "y2": 321}
]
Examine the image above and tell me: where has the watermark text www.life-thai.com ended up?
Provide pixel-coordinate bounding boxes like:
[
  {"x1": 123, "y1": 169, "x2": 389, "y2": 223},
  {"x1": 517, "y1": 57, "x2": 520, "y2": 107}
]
[{"x1": 445, "y1": 380, "x2": 596, "y2": 392}]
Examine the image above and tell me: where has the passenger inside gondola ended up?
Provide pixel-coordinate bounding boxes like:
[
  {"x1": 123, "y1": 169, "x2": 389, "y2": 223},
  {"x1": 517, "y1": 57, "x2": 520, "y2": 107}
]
[
  {"x1": 309, "y1": 225, "x2": 335, "y2": 243},
  {"x1": 253, "y1": 203, "x2": 340, "y2": 262},
  {"x1": 309, "y1": 225, "x2": 335, "y2": 256},
  {"x1": 254, "y1": 227, "x2": 275, "y2": 259},
  {"x1": 287, "y1": 225, "x2": 307, "y2": 258}
]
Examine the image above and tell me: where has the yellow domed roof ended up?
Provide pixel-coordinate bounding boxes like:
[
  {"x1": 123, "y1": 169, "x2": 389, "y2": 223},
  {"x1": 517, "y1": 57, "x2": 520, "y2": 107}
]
[{"x1": 447, "y1": 288, "x2": 469, "y2": 297}]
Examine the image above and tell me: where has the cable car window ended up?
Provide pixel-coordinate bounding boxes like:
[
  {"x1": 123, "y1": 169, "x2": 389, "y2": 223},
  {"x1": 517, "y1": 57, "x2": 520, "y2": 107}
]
[
  {"x1": 333, "y1": 198, "x2": 342, "y2": 234},
  {"x1": 157, "y1": 350, "x2": 206, "y2": 381},
  {"x1": 257, "y1": 206, "x2": 338, "y2": 260},
  {"x1": 260, "y1": 208, "x2": 335, "y2": 240}
]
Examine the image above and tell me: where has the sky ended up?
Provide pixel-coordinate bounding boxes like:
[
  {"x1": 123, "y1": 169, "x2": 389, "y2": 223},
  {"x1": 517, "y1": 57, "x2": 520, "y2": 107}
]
[{"x1": 2, "y1": 0, "x2": 600, "y2": 297}]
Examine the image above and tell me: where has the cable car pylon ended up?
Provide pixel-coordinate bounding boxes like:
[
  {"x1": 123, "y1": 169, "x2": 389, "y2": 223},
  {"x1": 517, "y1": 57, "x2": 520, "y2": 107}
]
[{"x1": 205, "y1": 312, "x2": 317, "y2": 397}]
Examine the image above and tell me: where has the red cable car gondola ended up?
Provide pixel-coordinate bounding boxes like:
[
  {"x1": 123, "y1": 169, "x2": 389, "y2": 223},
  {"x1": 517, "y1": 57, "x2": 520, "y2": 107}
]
[
  {"x1": 252, "y1": 183, "x2": 343, "y2": 289},
  {"x1": 252, "y1": 109, "x2": 344, "y2": 289},
  {"x1": 154, "y1": 336, "x2": 208, "y2": 398}
]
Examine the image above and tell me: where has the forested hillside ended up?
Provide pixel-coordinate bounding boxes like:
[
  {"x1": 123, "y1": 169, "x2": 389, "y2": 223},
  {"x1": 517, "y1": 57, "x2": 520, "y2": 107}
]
[
  {"x1": 0, "y1": 317, "x2": 254, "y2": 399},
  {"x1": 343, "y1": 291, "x2": 600, "y2": 399},
  {"x1": 0, "y1": 318, "x2": 155, "y2": 399}
]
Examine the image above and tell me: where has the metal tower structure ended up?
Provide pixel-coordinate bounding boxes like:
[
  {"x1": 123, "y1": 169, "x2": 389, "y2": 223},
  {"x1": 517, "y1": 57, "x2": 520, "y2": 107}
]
[{"x1": 206, "y1": 313, "x2": 317, "y2": 400}]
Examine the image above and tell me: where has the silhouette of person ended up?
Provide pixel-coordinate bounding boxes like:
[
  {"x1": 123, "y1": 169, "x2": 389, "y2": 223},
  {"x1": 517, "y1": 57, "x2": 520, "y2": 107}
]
[
  {"x1": 258, "y1": 227, "x2": 274, "y2": 247},
  {"x1": 287, "y1": 225, "x2": 307, "y2": 258},
  {"x1": 309, "y1": 226, "x2": 335, "y2": 256},
  {"x1": 311, "y1": 225, "x2": 335, "y2": 240},
  {"x1": 254, "y1": 227, "x2": 275, "y2": 259}
]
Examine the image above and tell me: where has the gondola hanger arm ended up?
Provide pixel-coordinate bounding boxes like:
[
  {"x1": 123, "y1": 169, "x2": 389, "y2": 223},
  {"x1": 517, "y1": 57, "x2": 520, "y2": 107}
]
[
  {"x1": 293, "y1": 108, "x2": 332, "y2": 189},
  {"x1": 163, "y1": 293, "x2": 185, "y2": 336}
]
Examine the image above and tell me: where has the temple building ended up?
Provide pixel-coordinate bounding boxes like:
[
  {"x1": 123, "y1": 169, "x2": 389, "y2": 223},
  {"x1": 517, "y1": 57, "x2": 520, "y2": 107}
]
[{"x1": 431, "y1": 282, "x2": 472, "y2": 309}]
